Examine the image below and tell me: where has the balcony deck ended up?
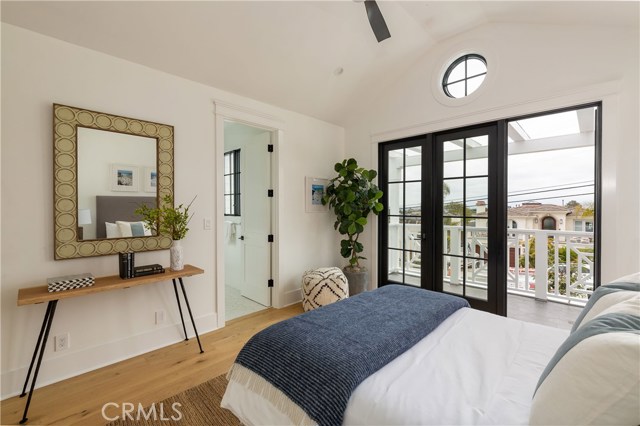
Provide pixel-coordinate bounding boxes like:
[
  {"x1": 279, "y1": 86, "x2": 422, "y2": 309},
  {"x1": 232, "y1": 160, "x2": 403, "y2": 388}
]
[{"x1": 507, "y1": 293, "x2": 582, "y2": 330}]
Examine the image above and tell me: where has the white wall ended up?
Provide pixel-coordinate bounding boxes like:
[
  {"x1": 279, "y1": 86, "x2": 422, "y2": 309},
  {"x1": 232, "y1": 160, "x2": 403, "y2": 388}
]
[
  {"x1": 344, "y1": 22, "x2": 640, "y2": 284},
  {"x1": 0, "y1": 23, "x2": 344, "y2": 398}
]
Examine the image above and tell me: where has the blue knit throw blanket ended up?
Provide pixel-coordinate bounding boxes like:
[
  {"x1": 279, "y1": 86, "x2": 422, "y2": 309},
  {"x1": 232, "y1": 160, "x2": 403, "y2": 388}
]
[{"x1": 233, "y1": 284, "x2": 469, "y2": 425}]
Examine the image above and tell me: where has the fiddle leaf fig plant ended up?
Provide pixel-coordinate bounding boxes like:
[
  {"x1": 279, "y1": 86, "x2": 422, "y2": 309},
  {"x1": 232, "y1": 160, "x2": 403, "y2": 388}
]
[
  {"x1": 322, "y1": 158, "x2": 384, "y2": 270},
  {"x1": 135, "y1": 195, "x2": 196, "y2": 241}
]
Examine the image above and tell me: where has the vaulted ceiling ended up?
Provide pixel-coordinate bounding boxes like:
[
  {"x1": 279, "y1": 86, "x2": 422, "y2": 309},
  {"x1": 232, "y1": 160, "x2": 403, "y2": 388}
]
[{"x1": 2, "y1": 1, "x2": 637, "y2": 125}]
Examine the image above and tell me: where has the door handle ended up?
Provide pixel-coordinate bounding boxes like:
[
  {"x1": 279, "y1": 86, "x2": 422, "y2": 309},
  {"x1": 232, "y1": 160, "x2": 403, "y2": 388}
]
[{"x1": 239, "y1": 235, "x2": 245, "y2": 240}]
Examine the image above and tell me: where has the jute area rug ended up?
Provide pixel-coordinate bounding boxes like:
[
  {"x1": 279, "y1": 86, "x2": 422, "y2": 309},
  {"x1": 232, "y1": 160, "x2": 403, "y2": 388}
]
[{"x1": 107, "y1": 374, "x2": 242, "y2": 426}]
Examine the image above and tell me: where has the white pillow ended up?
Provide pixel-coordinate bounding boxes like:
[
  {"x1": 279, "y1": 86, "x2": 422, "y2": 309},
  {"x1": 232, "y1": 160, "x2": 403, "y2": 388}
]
[
  {"x1": 531, "y1": 308, "x2": 640, "y2": 425},
  {"x1": 609, "y1": 272, "x2": 640, "y2": 284},
  {"x1": 116, "y1": 221, "x2": 133, "y2": 237},
  {"x1": 116, "y1": 221, "x2": 151, "y2": 237},
  {"x1": 105, "y1": 222, "x2": 120, "y2": 238},
  {"x1": 573, "y1": 289, "x2": 638, "y2": 331}
]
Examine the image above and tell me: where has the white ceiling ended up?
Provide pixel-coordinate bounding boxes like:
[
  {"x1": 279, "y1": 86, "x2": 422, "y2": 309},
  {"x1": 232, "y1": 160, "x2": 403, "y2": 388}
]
[{"x1": 2, "y1": 1, "x2": 638, "y2": 125}]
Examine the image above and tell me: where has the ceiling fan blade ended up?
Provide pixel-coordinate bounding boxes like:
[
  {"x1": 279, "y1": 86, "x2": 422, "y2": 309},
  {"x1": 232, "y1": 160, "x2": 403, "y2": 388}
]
[{"x1": 364, "y1": 0, "x2": 391, "y2": 42}]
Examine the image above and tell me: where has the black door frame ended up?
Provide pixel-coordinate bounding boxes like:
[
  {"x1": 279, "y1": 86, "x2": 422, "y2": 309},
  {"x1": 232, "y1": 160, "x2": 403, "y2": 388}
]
[
  {"x1": 377, "y1": 101, "x2": 602, "y2": 315},
  {"x1": 433, "y1": 122, "x2": 506, "y2": 314}
]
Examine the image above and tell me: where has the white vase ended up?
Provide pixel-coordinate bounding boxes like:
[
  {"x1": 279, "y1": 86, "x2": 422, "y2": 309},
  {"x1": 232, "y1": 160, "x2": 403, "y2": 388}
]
[{"x1": 170, "y1": 239, "x2": 184, "y2": 271}]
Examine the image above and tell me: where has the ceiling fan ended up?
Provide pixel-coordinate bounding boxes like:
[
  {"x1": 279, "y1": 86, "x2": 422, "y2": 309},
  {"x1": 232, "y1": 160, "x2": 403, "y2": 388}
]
[{"x1": 363, "y1": 0, "x2": 391, "y2": 42}]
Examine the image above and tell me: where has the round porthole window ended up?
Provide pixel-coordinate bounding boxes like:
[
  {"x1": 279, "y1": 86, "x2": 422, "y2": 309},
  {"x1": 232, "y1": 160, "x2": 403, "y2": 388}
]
[{"x1": 442, "y1": 54, "x2": 487, "y2": 98}]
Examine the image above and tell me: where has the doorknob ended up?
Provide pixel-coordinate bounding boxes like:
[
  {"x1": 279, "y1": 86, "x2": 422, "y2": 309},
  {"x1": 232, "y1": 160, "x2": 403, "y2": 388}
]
[{"x1": 240, "y1": 235, "x2": 245, "y2": 240}]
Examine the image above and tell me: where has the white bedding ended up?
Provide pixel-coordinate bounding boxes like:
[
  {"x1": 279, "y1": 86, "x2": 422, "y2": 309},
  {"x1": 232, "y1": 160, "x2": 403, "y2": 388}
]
[{"x1": 221, "y1": 307, "x2": 569, "y2": 425}]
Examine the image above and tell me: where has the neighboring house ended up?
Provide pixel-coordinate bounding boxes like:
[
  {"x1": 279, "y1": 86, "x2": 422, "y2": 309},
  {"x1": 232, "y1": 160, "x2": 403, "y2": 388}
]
[
  {"x1": 508, "y1": 203, "x2": 572, "y2": 231},
  {"x1": 507, "y1": 202, "x2": 594, "y2": 234}
]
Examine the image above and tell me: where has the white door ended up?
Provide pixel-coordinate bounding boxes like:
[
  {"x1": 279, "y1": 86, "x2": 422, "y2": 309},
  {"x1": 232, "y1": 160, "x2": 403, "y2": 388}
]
[{"x1": 241, "y1": 133, "x2": 271, "y2": 306}]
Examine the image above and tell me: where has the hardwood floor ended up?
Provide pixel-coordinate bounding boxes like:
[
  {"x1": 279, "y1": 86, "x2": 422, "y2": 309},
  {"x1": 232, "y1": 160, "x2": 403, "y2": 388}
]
[{"x1": 0, "y1": 304, "x2": 304, "y2": 426}]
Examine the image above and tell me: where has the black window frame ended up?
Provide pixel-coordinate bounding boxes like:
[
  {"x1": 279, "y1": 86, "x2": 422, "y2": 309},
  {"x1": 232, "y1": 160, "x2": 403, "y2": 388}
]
[
  {"x1": 377, "y1": 101, "x2": 602, "y2": 315},
  {"x1": 442, "y1": 54, "x2": 487, "y2": 98},
  {"x1": 224, "y1": 149, "x2": 241, "y2": 216}
]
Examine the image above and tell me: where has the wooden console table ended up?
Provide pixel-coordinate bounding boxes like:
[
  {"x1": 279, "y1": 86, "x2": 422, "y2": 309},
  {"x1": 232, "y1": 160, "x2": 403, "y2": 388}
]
[{"x1": 16, "y1": 264, "x2": 205, "y2": 424}]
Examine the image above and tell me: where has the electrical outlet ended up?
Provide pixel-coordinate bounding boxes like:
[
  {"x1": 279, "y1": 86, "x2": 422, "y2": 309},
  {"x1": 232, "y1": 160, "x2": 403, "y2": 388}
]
[
  {"x1": 54, "y1": 333, "x2": 70, "y2": 352},
  {"x1": 203, "y1": 217, "x2": 212, "y2": 230},
  {"x1": 155, "y1": 310, "x2": 165, "y2": 325}
]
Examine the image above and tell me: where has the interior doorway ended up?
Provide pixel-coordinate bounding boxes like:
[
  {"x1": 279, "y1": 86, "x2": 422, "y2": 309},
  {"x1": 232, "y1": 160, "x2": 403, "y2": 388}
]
[{"x1": 223, "y1": 121, "x2": 273, "y2": 321}]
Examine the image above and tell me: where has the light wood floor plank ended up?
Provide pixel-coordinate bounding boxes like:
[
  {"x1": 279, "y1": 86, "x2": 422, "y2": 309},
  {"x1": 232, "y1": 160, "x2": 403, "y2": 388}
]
[{"x1": 1, "y1": 304, "x2": 304, "y2": 425}]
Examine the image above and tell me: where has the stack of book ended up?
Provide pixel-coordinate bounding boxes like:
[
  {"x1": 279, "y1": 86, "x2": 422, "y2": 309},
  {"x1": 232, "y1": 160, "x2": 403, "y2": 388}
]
[
  {"x1": 133, "y1": 264, "x2": 165, "y2": 277},
  {"x1": 119, "y1": 252, "x2": 135, "y2": 279}
]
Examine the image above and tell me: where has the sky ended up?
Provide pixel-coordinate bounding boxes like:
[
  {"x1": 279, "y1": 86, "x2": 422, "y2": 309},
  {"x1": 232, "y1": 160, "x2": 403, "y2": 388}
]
[{"x1": 401, "y1": 145, "x2": 595, "y2": 211}]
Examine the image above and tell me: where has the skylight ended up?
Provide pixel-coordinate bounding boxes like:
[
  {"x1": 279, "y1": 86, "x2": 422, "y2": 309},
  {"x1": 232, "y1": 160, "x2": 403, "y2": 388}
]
[{"x1": 513, "y1": 111, "x2": 580, "y2": 140}]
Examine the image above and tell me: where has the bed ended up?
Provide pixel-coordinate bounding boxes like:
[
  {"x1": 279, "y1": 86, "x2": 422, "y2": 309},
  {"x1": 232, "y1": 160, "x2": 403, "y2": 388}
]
[
  {"x1": 95, "y1": 195, "x2": 156, "y2": 238},
  {"x1": 222, "y1": 276, "x2": 640, "y2": 426}
]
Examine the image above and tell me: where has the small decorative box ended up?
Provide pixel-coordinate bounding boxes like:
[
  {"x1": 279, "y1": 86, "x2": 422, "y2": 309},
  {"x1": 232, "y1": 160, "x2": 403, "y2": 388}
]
[{"x1": 47, "y1": 273, "x2": 95, "y2": 292}]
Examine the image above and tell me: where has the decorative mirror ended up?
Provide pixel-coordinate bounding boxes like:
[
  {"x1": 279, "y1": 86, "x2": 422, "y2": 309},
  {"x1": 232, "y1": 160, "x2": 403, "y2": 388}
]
[{"x1": 53, "y1": 104, "x2": 174, "y2": 259}]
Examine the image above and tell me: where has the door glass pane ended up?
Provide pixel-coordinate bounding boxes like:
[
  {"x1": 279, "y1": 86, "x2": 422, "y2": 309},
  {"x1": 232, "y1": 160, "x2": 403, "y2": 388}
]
[
  {"x1": 404, "y1": 250, "x2": 421, "y2": 286},
  {"x1": 466, "y1": 227, "x2": 488, "y2": 259},
  {"x1": 466, "y1": 177, "x2": 488, "y2": 209},
  {"x1": 466, "y1": 138, "x2": 488, "y2": 176},
  {"x1": 388, "y1": 149, "x2": 404, "y2": 182},
  {"x1": 405, "y1": 147, "x2": 421, "y2": 180},
  {"x1": 443, "y1": 140, "x2": 464, "y2": 178},
  {"x1": 466, "y1": 258, "x2": 488, "y2": 301},
  {"x1": 404, "y1": 182, "x2": 421, "y2": 215},
  {"x1": 444, "y1": 179, "x2": 464, "y2": 215},
  {"x1": 405, "y1": 227, "x2": 421, "y2": 252},
  {"x1": 443, "y1": 218, "x2": 463, "y2": 255},
  {"x1": 387, "y1": 183, "x2": 403, "y2": 215},
  {"x1": 387, "y1": 220, "x2": 402, "y2": 249},
  {"x1": 442, "y1": 255, "x2": 463, "y2": 295},
  {"x1": 388, "y1": 249, "x2": 403, "y2": 282}
]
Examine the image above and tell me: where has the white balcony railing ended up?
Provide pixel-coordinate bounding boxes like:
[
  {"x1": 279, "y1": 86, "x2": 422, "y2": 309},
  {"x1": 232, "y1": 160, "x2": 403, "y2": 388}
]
[{"x1": 388, "y1": 223, "x2": 594, "y2": 305}]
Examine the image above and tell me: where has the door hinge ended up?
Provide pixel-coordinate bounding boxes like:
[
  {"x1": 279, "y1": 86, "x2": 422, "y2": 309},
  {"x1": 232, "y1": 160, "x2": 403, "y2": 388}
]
[
  {"x1": 268, "y1": 279, "x2": 274, "y2": 288},
  {"x1": 268, "y1": 234, "x2": 274, "y2": 243},
  {"x1": 267, "y1": 189, "x2": 274, "y2": 197},
  {"x1": 267, "y1": 144, "x2": 274, "y2": 153}
]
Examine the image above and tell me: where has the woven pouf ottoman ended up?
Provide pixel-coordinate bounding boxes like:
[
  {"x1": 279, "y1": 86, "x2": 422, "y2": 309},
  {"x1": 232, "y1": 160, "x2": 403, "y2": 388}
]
[{"x1": 301, "y1": 267, "x2": 349, "y2": 311}]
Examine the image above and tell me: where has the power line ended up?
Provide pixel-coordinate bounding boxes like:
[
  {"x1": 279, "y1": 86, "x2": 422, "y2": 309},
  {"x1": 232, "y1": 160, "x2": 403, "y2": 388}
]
[
  {"x1": 507, "y1": 184, "x2": 593, "y2": 198},
  {"x1": 508, "y1": 192, "x2": 594, "y2": 204}
]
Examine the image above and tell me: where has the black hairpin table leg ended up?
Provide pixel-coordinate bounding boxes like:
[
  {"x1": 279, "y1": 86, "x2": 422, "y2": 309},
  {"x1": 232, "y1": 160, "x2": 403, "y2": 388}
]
[
  {"x1": 172, "y1": 279, "x2": 189, "y2": 341},
  {"x1": 20, "y1": 300, "x2": 58, "y2": 424},
  {"x1": 178, "y1": 278, "x2": 204, "y2": 354}
]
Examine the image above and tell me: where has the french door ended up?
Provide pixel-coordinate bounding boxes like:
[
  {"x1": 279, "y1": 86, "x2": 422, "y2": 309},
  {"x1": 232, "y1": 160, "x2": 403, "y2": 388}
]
[{"x1": 378, "y1": 123, "x2": 507, "y2": 314}]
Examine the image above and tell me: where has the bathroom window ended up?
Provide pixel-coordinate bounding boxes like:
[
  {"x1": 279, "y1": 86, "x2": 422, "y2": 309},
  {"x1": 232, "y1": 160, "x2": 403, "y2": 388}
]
[{"x1": 224, "y1": 149, "x2": 241, "y2": 216}]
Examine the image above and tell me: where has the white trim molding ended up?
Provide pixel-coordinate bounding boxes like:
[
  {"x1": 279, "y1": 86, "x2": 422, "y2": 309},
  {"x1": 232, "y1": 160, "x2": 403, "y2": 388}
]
[{"x1": 213, "y1": 100, "x2": 285, "y2": 325}]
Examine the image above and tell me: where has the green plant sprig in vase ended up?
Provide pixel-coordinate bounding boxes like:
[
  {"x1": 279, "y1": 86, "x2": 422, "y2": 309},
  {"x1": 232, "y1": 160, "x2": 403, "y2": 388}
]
[{"x1": 135, "y1": 195, "x2": 196, "y2": 270}]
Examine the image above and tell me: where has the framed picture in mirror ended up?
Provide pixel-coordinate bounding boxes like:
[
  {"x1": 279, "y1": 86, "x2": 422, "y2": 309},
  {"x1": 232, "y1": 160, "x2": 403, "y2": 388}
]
[
  {"x1": 144, "y1": 167, "x2": 157, "y2": 193},
  {"x1": 111, "y1": 164, "x2": 139, "y2": 192}
]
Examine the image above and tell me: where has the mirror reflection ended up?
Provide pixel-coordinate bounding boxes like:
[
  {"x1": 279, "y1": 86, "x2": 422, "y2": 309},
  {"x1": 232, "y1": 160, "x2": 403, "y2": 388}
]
[{"x1": 77, "y1": 127, "x2": 157, "y2": 240}]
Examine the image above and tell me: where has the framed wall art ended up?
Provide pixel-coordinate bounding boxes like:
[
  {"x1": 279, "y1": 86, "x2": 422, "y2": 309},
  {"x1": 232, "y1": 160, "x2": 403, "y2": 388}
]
[{"x1": 305, "y1": 177, "x2": 329, "y2": 213}]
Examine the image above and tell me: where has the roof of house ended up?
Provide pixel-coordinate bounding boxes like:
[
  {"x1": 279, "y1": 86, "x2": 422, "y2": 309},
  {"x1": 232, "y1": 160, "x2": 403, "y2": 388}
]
[{"x1": 507, "y1": 203, "x2": 572, "y2": 217}]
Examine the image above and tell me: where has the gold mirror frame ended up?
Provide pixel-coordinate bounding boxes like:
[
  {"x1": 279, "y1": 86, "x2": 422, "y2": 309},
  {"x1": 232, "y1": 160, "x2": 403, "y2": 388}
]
[{"x1": 53, "y1": 104, "x2": 174, "y2": 260}]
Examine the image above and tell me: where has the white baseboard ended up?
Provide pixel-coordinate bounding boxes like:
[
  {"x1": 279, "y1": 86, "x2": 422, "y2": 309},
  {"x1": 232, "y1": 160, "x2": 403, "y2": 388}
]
[
  {"x1": 279, "y1": 289, "x2": 302, "y2": 308},
  {"x1": 1, "y1": 313, "x2": 218, "y2": 400}
]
